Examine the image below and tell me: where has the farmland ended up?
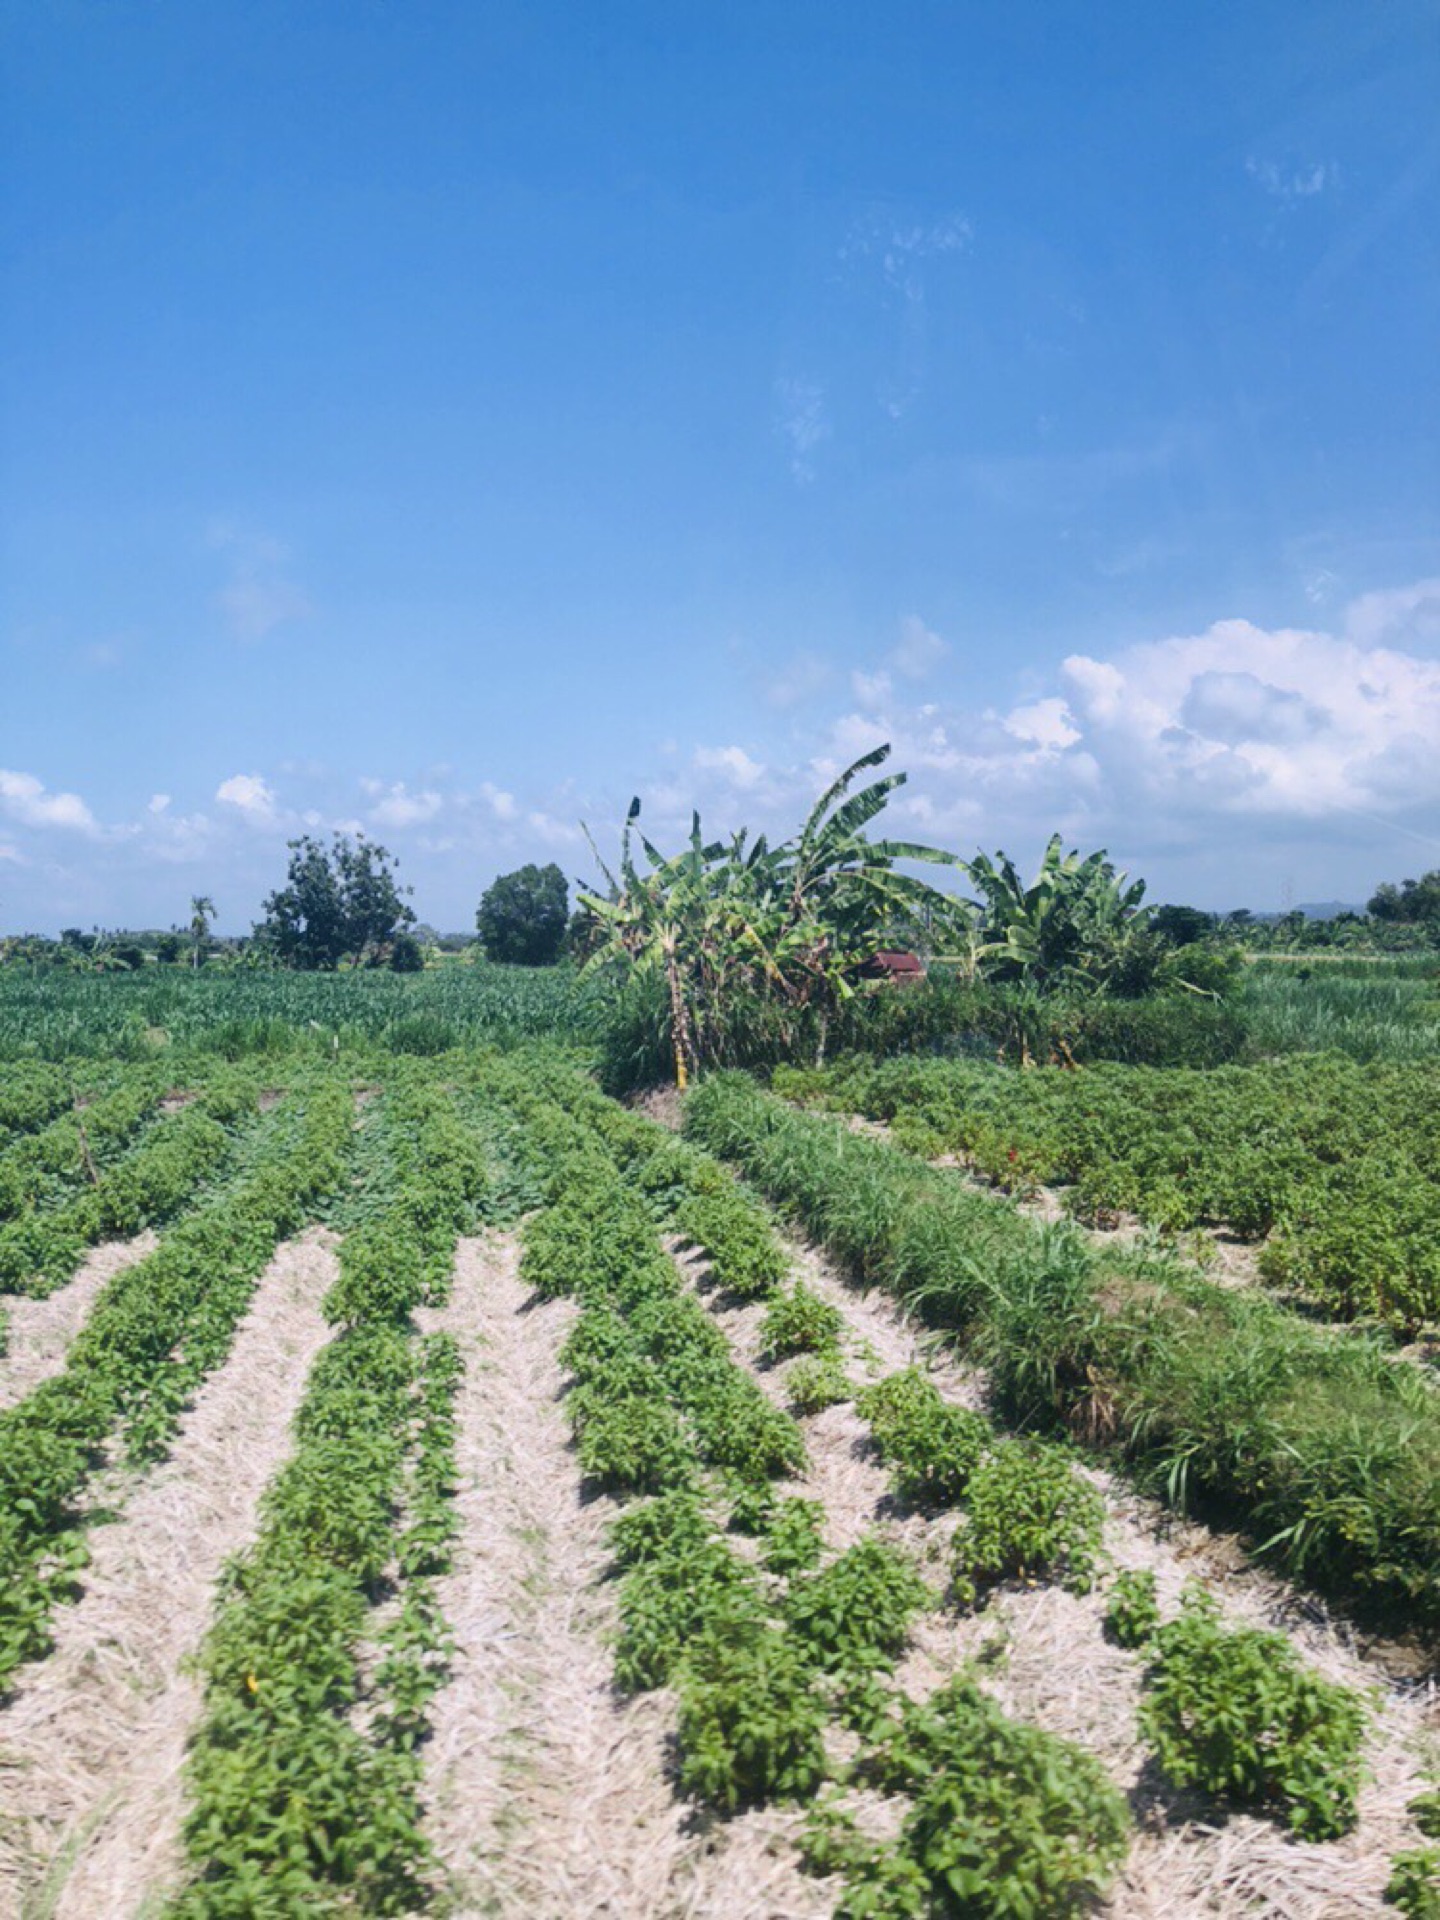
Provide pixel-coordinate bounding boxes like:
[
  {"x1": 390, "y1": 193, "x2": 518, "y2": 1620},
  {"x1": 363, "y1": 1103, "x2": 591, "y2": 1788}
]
[{"x1": 1, "y1": 968, "x2": 1439, "y2": 1915}]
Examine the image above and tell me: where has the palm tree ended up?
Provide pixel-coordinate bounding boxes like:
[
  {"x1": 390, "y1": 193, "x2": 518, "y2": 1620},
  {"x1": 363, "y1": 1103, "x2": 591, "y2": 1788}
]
[{"x1": 189, "y1": 895, "x2": 216, "y2": 970}]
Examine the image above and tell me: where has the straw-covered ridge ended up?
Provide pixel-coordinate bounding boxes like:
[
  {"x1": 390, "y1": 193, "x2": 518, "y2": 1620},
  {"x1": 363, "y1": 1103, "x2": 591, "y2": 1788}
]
[
  {"x1": 420, "y1": 1231, "x2": 689, "y2": 1917},
  {"x1": 0, "y1": 1230, "x2": 157, "y2": 1415},
  {"x1": 0, "y1": 1229, "x2": 338, "y2": 1918}
]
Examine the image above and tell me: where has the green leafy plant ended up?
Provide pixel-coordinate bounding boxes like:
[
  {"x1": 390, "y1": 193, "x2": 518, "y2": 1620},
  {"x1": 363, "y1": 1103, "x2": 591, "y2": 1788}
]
[
  {"x1": 1105, "y1": 1569, "x2": 1161, "y2": 1649},
  {"x1": 1139, "y1": 1587, "x2": 1366, "y2": 1840},
  {"x1": 1388, "y1": 1848, "x2": 1440, "y2": 1916},
  {"x1": 675, "y1": 1623, "x2": 829, "y2": 1811},
  {"x1": 856, "y1": 1369, "x2": 990, "y2": 1508},
  {"x1": 760, "y1": 1496, "x2": 827, "y2": 1576},
  {"x1": 786, "y1": 1353, "x2": 852, "y2": 1414},
  {"x1": 784, "y1": 1536, "x2": 930, "y2": 1676},
  {"x1": 951, "y1": 1441, "x2": 1105, "y2": 1607},
  {"x1": 757, "y1": 1281, "x2": 845, "y2": 1361},
  {"x1": 844, "y1": 1677, "x2": 1130, "y2": 1917}
]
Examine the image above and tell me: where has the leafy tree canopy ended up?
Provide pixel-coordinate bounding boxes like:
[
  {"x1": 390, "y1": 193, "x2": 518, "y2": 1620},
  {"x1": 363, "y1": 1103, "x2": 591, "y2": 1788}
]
[
  {"x1": 1369, "y1": 869, "x2": 1440, "y2": 924},
  {"x1": 476, "y1": 862, "x2": 570, "y2": 965},
  {"x1": 254, "y1": 833, "x2": 415, "y2": 971}
]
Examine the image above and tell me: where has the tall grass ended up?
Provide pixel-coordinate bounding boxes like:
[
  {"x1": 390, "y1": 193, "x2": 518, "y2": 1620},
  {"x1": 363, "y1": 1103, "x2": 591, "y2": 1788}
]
[{"x1": 1239, "y1": 966, "x2": 1440, "y2": 1062}]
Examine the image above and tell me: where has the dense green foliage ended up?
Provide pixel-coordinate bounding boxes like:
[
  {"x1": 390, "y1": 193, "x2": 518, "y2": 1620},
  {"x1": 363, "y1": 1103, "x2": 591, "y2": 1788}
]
[
  {"x1": 779, "y1": 1050, "x2": 1440, "y2": 1329},
  {"x1": 1137, "y1": 1587, "x2": 1366, "y2": 1840},
  {"x1": 475, "y1": 861, "x2": 569, "y2": 965},
  {"x1": 686, "y1": 1074, "x2": 1440, "y2": 1631},
  {"x1": 254, "y1": 832, "x2": 416, "y2": 970}
]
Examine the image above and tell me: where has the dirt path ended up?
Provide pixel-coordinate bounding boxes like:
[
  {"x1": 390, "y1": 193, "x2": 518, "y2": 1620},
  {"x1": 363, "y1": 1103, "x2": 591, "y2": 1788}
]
[
  {"x1": 0, "y1": 1233, "x2": 158, "y2": 1416},
  {"x1": 0, "y1": 1229, "x2": 339, "y2": 1920},
  {"x1": 684, "y1": 1231, "x2": 1433, "y2": 1918}
]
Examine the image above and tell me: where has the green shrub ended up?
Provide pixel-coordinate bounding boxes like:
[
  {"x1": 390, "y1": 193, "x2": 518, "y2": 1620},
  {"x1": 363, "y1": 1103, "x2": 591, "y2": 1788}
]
[
  {"x1": 1104, "y1": 1569, "x2": 1160, "y2": 1649},
  {"x1": 675, "y1": 1625, "x2": 829, "y2": 1811},
  {"x1": 674, "y1": 1186, "x2": 789, "y2": 1299},
  {"x1": 952, "y1": 1441, "x2": 1105, "y2": 1606},
  {"x1": 760, "y1": 1496, "x2": 827, "y2": 1576},
  {"x1": 1389, "y1": 1848, "x2": 1440, "y2": 1916},
  {"x1": 758, "y1": 1282, "x2": 845, "y2": 1361},
  {"x1": 857, "y1": 1678, "x2": 1130, "y2": 1917},
  {"x1": 786, "y1": 1353, "x2": 852, "y2": 1414},
  {"x1": 785, "y1": 1536, "x2": 930, "y2": 1676},
  {"x1": 856, "y1": 1369, "x2": 990, "y2": 1509},
  {"x1": 575, "y1": 1394, "x2": 693, "y2": 1495},
  {"x1": 615, "y1": 1542, "x2": 766, "y2": 1694},
  {"x1": 1139, "y1": 1587, "x2": 1366, "y2": 1839}
]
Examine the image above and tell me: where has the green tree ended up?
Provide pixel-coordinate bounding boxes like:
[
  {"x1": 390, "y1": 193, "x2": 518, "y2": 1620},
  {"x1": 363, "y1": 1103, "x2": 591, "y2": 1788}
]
[
  {"x1": 189, "y1": 894, "x2": 216, "y2": 970},
  {"x1": 254, "y1": 833, "x2": 415, "y2": 970},
  {"x1": 476, "y1": 862, "x2": 570, "y2": 965},
  {"x1": 1369, "y1": 869, "x2": 1440, "y2": 924}
]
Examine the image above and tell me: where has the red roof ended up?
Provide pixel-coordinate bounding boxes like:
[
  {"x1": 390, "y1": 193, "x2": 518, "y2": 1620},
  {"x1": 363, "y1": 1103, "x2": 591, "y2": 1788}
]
[{"x1": 862, "y1": 950, "x2": 926, "y2": 978}]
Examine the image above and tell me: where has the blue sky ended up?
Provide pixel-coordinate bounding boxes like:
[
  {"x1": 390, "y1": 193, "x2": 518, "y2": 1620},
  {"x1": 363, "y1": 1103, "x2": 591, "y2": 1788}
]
[{"x1": 3, "y1": 0, "x2": 1438, "y2": 930}]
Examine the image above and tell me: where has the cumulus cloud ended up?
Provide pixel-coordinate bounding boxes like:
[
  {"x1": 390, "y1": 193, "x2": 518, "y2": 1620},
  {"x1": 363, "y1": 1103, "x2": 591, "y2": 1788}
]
[
  {"x1": 481, "y1": 782, "x2": 517, "y2": 821},
  {"x1": 368, "y1": 783, "x2": 443, "y2": 829},
  {"x1": 694, "y1": 745, "x2": 765, "y2": 789},
  {"x1": 891, "y1": 616, "x2": 947, "y2": 680},
  {"x1": 0, "y1": 769, "x2": 98, "y2": 833},
  {"x1": 215, "y1": 773, "x2": 279, "y2": 821}
]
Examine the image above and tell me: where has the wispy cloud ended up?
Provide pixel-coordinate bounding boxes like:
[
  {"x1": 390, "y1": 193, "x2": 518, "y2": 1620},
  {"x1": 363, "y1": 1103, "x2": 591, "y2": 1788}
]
[
  {"x1": 773, "y1": 376, "x2": 830, "y2": 485},
  {"x1": 208, "y1": 521, "x2": 313, "y2": 643},
  {"x1": 1246, "y1": 156, "x2": 1336, "y2": 206}
]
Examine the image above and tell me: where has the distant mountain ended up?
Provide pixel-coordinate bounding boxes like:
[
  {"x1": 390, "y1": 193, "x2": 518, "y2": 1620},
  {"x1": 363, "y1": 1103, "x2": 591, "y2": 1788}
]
[{"x1": 1296, "y1": 901, "x2": 1366, "y2": 920}]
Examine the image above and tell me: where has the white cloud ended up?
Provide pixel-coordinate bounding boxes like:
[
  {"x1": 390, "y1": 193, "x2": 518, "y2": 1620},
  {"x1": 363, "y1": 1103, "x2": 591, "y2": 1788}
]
[
  {"x1": 1246, "y1": 156, "x2": 1335, "y2": 204},
  {"x1": 1005, "y1": 698, "x2": 1081, "y2": 751},
  {"x1": 851, "y1": 669, "x2": 893, "y2": 708},
  {"x1": 774, "y1": 377, "x2": 830, "y2": 485},
  {"x1": 481, "y1": 781, "x2": 517, "y2": 821},
  {"x1": 215, "y1": 773, "x2": 279, "y2": 821},
  {"x1": 891, "y1": 615, "x2": 947, "y2": 679},
  {"x1": 208, "y1": 521, "x2": 313, "y2": 643},
  {"x1": 0, "y1": 769, "x2": 98, "y2": 833},
  {"x1": 0, "y1": 841, "x2": 23, "y2": 865},
  {"x1": 694, "y1": 745, "x2": 765, "y2": 789},
  {"x1": 368, "y1": 783, "x2": 443, "y2": 829},
  {"x1": 148, "y1": 793, "x2": 172, "y2": 814}
]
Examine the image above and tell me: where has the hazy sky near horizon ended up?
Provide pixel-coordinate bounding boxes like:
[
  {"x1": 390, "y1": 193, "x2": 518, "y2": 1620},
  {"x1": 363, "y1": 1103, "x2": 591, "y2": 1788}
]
[{"x1": 3, "y1": 0, "x2": 1439, "y2": 930}]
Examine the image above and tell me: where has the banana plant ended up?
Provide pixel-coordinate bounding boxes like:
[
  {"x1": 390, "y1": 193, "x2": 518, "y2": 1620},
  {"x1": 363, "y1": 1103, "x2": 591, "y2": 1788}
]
[
  {"x1": 581, "y1": 746, "x2": 968, "y2": 1084},
  {"x1": 966, "y1": 834, "x2": 1150, "y2": 993}
]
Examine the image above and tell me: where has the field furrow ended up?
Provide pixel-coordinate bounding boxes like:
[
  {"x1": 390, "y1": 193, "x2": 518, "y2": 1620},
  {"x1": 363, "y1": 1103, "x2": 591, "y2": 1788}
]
[
  {"x1": 0, "y1": 1231, "x2": 157, "y2": 1416},
  {"x1": 420, "y1": 1231, "x2": 694, "y2": 1919},
  {"x1": 0, "y1": 1229, "x2": 339, "y2": 1919}
]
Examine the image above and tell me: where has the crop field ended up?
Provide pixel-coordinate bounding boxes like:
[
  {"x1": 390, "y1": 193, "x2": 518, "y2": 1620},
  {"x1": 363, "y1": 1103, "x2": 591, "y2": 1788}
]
[{"x1": 2, "y1": 1022, "x2": 1440, "y2": 1915}]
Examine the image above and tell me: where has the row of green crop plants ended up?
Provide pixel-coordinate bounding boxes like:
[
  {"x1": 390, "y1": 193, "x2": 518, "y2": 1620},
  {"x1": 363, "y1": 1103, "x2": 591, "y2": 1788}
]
[
  {"x1": 483, "y1": 1052, "x2": 1434, "y2": 1915},
  {"x1": 777, "y1": 1053, "x2": 1440, "y2": 1332},
  {"x1": 0, "y1": 1076, "x2": 357, "y2": 1683},
  {"x1": 2, "y1": 1047, "x2": 1436, "y2": 1909},
  {"x1": 0, "y1": 962, "x2": 597, "y2": 1063},
  {"x1": 170, "y1": 1070, "x2": 494, "y2": 1916},
  {"x1": 687, "y1": 1073, "x2": 1440, "y2": 1639}
]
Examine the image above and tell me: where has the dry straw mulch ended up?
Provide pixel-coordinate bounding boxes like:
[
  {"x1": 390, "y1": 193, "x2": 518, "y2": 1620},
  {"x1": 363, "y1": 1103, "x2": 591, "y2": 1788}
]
[
  {"x1": 0, "y1": 1229, "x2": 339, "y2": 1920},
  {"x1": 0, "y1": 1232, "x2": 158, "y2": 1417}
]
